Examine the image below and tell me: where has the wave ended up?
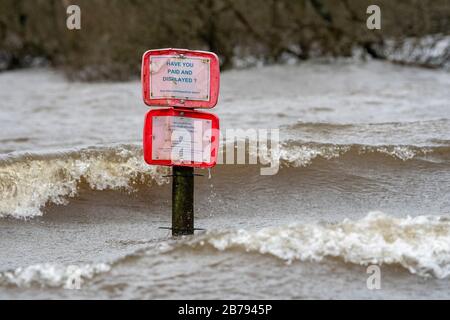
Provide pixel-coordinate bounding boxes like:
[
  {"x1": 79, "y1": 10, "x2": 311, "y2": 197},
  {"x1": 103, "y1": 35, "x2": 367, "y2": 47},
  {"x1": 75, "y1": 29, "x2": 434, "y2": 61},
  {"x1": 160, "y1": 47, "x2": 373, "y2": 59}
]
[
  {"x1": 0, "y1": 145, "x2": 170, "y2": 219},
  {"x1": 278, "y1": 141, "x2": 450, "y2": 166},
  {"x1": 2, "y1": 212, "x2": 448, "y2": 289},
  {"x1": 173, "y1": 212, "x2": 450, "y2": 279},
  {"x1": 0, "y1": 263, "x2": 111, "y2": 289},
  {"x1": 0, "y1": 142, "x2": 449, "y2": 219}
]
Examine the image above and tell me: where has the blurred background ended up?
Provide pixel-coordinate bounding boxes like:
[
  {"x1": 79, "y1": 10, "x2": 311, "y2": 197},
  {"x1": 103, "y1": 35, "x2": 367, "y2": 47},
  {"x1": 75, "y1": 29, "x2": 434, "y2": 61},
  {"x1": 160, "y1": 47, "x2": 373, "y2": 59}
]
[{"x1": 0, "y1": 0, "x2": 449, "y2": 80}]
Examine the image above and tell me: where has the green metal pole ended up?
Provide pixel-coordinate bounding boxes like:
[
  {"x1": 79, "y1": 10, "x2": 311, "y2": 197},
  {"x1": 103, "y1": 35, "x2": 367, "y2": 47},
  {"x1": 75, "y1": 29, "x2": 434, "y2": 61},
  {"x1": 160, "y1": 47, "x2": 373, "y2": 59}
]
[{"x1": 172, "y1": 166, "x2": 194, "y2": 236}]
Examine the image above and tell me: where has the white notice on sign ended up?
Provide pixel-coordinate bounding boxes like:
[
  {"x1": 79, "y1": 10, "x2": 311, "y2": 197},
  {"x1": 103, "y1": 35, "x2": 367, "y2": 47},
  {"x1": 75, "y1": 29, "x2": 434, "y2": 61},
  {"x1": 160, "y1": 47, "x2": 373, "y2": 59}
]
[
  {"x1": 152, "y1": 116, "x2": 212, "y2": 163},
  {"x1": 150, "y1": 55, "x2": 210, "y2": 101}
]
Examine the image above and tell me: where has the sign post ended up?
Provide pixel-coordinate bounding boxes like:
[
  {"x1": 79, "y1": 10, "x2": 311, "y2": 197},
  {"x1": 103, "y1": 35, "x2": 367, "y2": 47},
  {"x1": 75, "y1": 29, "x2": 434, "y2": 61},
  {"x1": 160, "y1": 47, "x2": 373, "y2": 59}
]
[
  {"x1": 141, "y1": 48, "x2": 220, "y2": 236},
  {"x1": 172, "y1": 166, "x2": 194, "y2": 235}
]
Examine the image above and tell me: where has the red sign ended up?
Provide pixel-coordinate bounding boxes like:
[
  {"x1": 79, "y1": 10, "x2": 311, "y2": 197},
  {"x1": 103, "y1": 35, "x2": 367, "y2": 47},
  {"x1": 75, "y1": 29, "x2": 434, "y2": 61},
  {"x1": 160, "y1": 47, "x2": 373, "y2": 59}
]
[
  {"x1": 142, "y1": 48, "x2": 220, "y2": 109},
  {"x1": 143, "y1": 108, "x2": 220, "y2": 168}
]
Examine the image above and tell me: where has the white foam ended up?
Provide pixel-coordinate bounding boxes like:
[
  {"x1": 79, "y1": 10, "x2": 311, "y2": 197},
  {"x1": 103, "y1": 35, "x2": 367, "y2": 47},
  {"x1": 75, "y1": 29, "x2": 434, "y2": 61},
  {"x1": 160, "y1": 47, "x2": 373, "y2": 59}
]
[
  {"x1": 0, "y1": 263, "x2": 111, "y2": 289},
  {"x1": 278, "y1": 143, "x2": 349, "y2": 167},
  {"x1": 187, "y1": 212, "x2": 450, "y2": 278},
  {"x1": 277, "y1": 142, "x2": 436, "y2": 167},
  {"x1": 383, "y1": 35, "x2": 450, "y2": 70}
]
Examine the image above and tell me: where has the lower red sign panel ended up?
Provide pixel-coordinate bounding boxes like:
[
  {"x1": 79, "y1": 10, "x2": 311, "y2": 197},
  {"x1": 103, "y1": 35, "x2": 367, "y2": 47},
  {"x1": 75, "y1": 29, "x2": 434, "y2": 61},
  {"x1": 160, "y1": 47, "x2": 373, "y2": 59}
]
[{"x1": 143, "y1": 108, "x2": 220, "y2": 168}]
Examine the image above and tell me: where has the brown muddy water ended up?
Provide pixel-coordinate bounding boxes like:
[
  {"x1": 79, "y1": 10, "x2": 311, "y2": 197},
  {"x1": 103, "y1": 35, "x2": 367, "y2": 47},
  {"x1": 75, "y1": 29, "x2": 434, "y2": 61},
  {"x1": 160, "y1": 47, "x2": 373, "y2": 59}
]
[{"x1": 0, "y1": 60, "x2": 449, "y2": 299}]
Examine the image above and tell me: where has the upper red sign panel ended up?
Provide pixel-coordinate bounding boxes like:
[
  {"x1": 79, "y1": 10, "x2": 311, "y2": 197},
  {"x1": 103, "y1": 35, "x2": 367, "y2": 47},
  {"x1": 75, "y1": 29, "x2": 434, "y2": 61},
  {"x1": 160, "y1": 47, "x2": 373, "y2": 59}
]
[{"x1": 142, "y1": 48, "x2": 220, "y2": 109}]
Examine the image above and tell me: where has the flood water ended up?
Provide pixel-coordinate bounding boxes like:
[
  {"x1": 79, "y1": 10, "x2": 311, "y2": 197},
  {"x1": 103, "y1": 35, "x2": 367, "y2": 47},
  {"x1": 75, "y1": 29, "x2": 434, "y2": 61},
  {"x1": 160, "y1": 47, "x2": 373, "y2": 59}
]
[{"x1": 0, "y1": 60, "x2": 449, "y2": 299}]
